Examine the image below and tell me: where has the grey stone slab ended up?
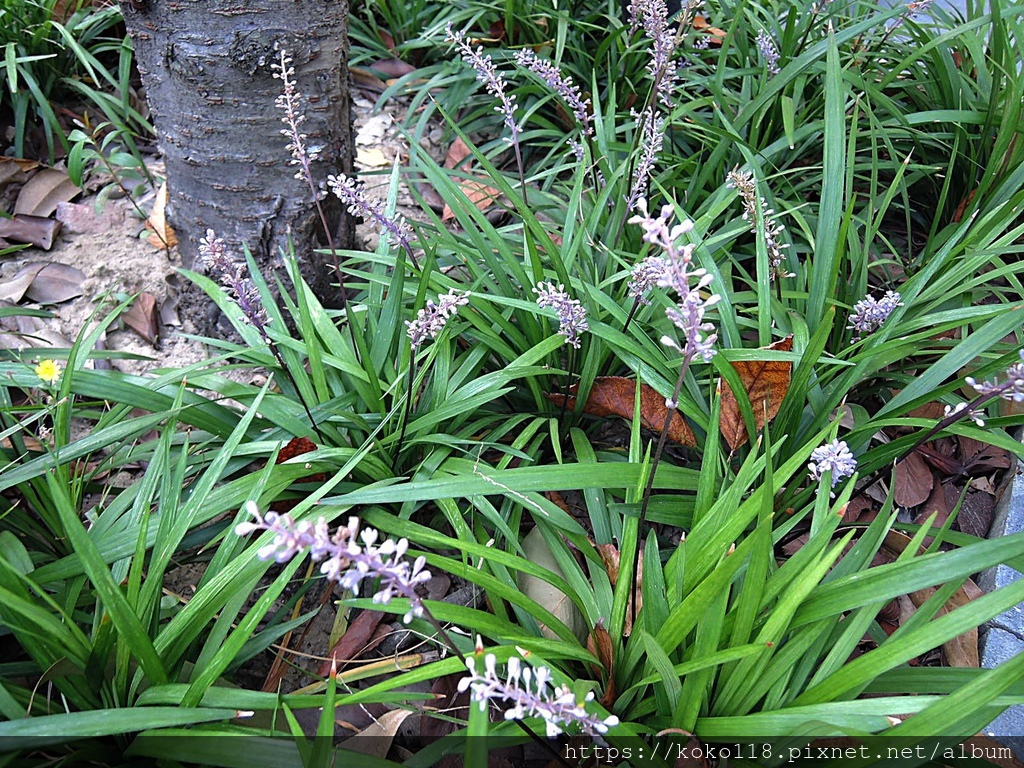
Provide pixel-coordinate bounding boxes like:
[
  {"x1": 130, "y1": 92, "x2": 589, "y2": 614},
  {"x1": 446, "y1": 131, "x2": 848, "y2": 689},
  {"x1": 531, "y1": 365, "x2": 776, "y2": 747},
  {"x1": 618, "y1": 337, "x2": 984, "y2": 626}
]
[{"x1": 981, "y1": 460, "x2": 1024, "y2": 739}]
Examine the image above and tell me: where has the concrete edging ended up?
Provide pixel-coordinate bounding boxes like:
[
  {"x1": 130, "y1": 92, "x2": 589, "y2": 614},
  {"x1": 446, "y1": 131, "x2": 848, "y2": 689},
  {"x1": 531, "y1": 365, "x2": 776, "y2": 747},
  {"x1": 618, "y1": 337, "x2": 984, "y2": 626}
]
[{"x1": 980, "y1": 456, "x2": 1024, "y2": 737}]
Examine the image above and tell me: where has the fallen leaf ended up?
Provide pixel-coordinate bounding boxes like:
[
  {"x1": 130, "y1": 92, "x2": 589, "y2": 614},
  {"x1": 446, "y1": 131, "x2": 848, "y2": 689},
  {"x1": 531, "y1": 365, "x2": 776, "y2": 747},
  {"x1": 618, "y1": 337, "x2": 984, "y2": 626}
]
[
  {"x1": 318, "y1": 610, "x2": 387, "y2": 675},
  {"x1": 350, "y1": 66, "x2": 388, "y2": 93},
  {"x1": 881, "y1": 532, "x2": 979, "y2": 667},
  {"x1": 546, "y1": 376, "x2": 697, "y2": 446},
  {"x1": 692, "y1": 16, "x2": 727, "y2": 44},
  {"x1": 719, "y1": 336, "x2": 793, "y2": 450},
  {"x1": 595, "y1": 542, "x2": 643, "y2": 637},
  {"x1": 915, "y1": 480, "x2": 959, "y2": 530},
  {"x1": 894, "y1": 451, "x2": 934, "y2": 508},
  {"x1": 516, "y1": 527, "x2": 587, "y2": 642},
  {"x1": 0, "y1": 215, "x2": 62, "y2": 250},
  {"x1": 122, "y1": 292, "x2": 159, "y2": 345},
  {"x1": 958, "y1": 489, "x2": 994, "y2": 538},
  {"x1": 145, "y1": 183, "x2": 177, "y2": 249},
  {"x1": 441, "y1": 177, "x2": 502, "y2": 222},
  {"x1": 369, "y1": 58, "x2": 416, "y2": 79},
  {"x1": 444, "y1": 137, "x2": 473, "y2": 171},
  {"x1": 356, "y1": 147, "x2": 390, "y2": 168},
  {"x1": 588, "y1": 620, "x2": 616, "y2": 707},
  {"x1": 14, "y1": 168, "x2": 79, "y2": 218},
  {"x1": 23, "y1": 262, "x2": 85, "y2": 304},
  {"x1": 339, "y1": 707, "x2": 414, "y2": 759}
]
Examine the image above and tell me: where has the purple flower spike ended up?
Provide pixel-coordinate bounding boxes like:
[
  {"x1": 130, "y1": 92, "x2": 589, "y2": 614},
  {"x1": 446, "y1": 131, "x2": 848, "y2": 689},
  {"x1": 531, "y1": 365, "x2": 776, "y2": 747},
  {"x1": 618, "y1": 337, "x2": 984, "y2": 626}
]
[
  {"x1": 534, "y1": 282, "x2": 589, "y2": 349},
  {"x1": 407, "y1": 289, "x2": 471, "y2": 349},
  {"x1": 236, "y1": 502, "x2": 432, "y2": 624},
  {"x1": 808, "y1": 439, "x2": 857, "y2": 489},
  {"x1": 458, "y1": 651, "x2": 619, "y2": 738},
  {"x1": 445, "y1": 24, "x2": 521, "y2": 144},
  {"x1": 513, "y1": 50, "x2": 592, "y2": 137}
]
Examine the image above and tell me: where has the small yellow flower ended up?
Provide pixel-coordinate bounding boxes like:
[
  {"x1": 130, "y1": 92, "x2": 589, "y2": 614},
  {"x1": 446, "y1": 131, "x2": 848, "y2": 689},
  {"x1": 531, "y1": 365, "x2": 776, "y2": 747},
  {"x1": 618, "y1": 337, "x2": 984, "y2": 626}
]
[{"x1": 34, "y1": 359, "x2": 62, "y2": 386}]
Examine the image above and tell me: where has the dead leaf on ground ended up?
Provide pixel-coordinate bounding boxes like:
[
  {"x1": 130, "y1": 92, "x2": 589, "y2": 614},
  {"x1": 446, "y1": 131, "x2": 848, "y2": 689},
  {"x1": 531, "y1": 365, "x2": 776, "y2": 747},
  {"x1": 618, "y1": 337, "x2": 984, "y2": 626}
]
[
  {"x1": 24, "y1": 262, "x2": 85, "y2": 304},
  {"x1": 441, "y1": 177, "x2": 502, "y2": 222},
  {"x1": 369, "y1": 58, "x2": 416, "y2": 79},
  {"x1": 444, "y1": 137, "x2": 473, "y2": 172},
  {"x1": 356, "y1": 147, "x2": 390, "y2": 168},
  {"x1": 915, "y1": 480, "x2": 959, "y2": 530},
  {"x1": 0, "y1": 215, "x2": 62, "y2": 250},
  {"x1": 546, "y1": 376, "x2": 697, "y2": 446},
  {"x1": 881, "y1": 531, "x2": 979, "y2": 667},
  {"x1": 692, "y1": 16, "x2": 727, "y2": 44},
  {"x1": 350, "y1": 67, "x2": 388, "y2": 93},
  {"x1": 339, "y1": 707, "x2": 414, "y2": 759},
  {"x1": 318, "y1": 610, "x2": 387, "y2": 676},
  {"x1": 0, "y1": 157, "x2": 36, "y2": 189},
  {"x1": 587, "y1": 620, "x2": 617, "y2": 707},
  {"x1": 719, "y1": 336, "x2": 793, "y2": 450},
  {"x1": 958, "y1": 489, "x2": 995, "y2": 538},
  {"x1": 145, "y1": 182, "x2": 177, "y2": 249},
  {"x1": 14, "y1": 168, "x2": 79, "y2": 218},
  {"x1": 0, "y1": 262, "x2": 83, "y2": 304},
  {"x1": 123, "y1": 292, "x2": 159, "y2": 345},
  {"x1": 894, "y1": 451, "x2": 934, "y2": 508}
]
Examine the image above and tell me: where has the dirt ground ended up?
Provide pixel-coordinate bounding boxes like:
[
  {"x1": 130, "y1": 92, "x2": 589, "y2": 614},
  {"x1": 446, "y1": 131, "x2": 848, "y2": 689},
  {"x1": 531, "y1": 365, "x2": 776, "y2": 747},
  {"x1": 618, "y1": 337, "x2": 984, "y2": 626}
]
[{"x1": 0, "y1": 87, "x2": 437, "y2": 379}]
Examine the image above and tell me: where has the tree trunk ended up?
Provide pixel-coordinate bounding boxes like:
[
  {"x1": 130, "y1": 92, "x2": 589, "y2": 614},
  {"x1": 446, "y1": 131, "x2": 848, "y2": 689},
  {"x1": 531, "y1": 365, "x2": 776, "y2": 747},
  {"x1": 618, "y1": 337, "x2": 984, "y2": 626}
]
[{"x1": 119, "y1": 0, "x2": 354, "y2": 330}]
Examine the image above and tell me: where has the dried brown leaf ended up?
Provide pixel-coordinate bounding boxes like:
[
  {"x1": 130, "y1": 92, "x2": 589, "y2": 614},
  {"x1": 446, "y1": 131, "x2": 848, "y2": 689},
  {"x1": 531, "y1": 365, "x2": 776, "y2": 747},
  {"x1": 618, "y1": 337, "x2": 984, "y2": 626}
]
[
  {"x1": 23, "y1": 262, "x2": 85, "y2": 304},
  {"x1": 882, "y1": 532, "x2": 979, "y2": 667},
  {"x1": 319, "y1": 610, "x2": 387, "y2": 676},
  {"x1": 444, "y1": 137, "x2": 473, "y2": 171},
  {"x1": 350, "y1": 66, "x2": 388, "y2": 93},
  {"x1": 145, "y1": 183, "x2": 177, "y2": 249},
  {"x1": 719, "y1": 336, "x2": 793, "y2": 450},
  {"x1": 441, "y1": 177, "x2": 502, "y2": 222},
  {"x1": 692, "y1": 16, "x2": 727, "y2": 44},
  {"x1": 370, "y1": 58, "x2": 416, "y2": 79},
  {"x1": 0, "y1": 215, "x2": 62, "y2": 250},
  {"x1": 123, "y1": 292, "x2": 159, "y2": 345},
  {"x1": 894, "y1": 451, "x2": 934, "y2": 508},
  {"x1": 14, "y1": 168, "x2": 79, "y2": 218},
  {"x1": 339, "y1": 708, "x2": 413, "y2": 759},
  {"x1": 546, "y1": 376, "x2": 697, "y2": 446}
]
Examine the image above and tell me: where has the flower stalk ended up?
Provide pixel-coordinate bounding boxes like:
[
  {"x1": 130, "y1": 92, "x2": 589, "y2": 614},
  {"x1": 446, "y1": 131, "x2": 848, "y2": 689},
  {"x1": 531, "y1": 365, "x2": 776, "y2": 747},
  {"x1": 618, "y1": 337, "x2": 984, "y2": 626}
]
[{"x1": 626, "y1": 201, "x2": 718, "y2": 628}]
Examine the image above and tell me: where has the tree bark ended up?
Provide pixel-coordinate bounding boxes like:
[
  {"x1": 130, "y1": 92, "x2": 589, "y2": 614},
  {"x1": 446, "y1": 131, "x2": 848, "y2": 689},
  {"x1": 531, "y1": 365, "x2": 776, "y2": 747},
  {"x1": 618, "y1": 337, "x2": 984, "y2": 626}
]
[{"x1": 119, "y1": 0, "x2": 354, "y2": 329}]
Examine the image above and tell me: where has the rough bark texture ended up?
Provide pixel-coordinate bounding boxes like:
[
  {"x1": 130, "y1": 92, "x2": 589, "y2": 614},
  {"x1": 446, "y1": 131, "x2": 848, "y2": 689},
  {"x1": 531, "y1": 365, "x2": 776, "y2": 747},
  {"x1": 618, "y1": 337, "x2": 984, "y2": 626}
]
[{"x1": 119, "y1": 0, "x2": 354, "y2": 332}]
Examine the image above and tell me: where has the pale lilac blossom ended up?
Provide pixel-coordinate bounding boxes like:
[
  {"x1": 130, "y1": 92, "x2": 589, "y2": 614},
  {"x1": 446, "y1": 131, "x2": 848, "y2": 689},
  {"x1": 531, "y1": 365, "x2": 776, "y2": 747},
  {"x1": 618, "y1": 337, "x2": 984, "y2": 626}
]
[
  {"x1": 628, "y1": 199, "x2": 719, "y2": 367},
  {"x1": 726, "y1": 169, "x2": 791, "y2": 281},
  {"x1": 236, "y1": 502, "x2": 431, "y2": 623},
  {"x1": 808, "y1": 439, "x2": 857, "y2": 488},
  {"x1": 407, "y1": 289, "x2": 471, "y2": 349},
  {"x1": 327, "y1": 173, "x2": 414, "y2": 255},
  {"x1": 446, "y1": 24, "x2": 521, "y2": 143},
  {"x1": 458, "y1": 652, "x2": 619, "y2": 738},
  {"x1": 755, "y1": 29, "x2": 781, "y2": 75},
  {"x1": 966, "y1": 350, "x2": 1024, "y2": 403},
  {"x1": 513, "y1": 50, "x2": 592, "y2": 137},
  {"x1": 199, "y1": 230, "x2": 270, "y2": 338},
  {"x1": 272, "y1": 49, "x2": 322, "y2": 185},
  {"x1": 943, "y1": 402, "x2": 986, "y2": 428},
  {"x1": 628, "y1": 255, "x2": 669, "y2": 304},
  {"x1": 626, "y1": 107, "x2": 666, "y2": 211},
  {"x1": 847, "y1": 290, "x2": 902, "y2": 341},
  {"x1": 534, "y1": 282, "x2": 589, "y2": 349}
]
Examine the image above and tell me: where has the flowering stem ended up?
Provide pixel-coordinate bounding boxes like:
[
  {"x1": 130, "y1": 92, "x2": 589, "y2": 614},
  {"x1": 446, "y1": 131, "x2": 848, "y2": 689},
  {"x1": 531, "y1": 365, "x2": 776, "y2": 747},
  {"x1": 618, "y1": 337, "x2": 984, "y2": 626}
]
[
  {"x1": 631, "y1": 352, "x2": 693, "y2": 628},
  {"x1": 621, "y1": 296, "x2": 642, "y2": 337},
  {"x1": 395, "y1": 355, "x2": 418, "y2": 472},
  {"x1": 849, "y1": 390, "x2": 999, "y2": 504}
]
